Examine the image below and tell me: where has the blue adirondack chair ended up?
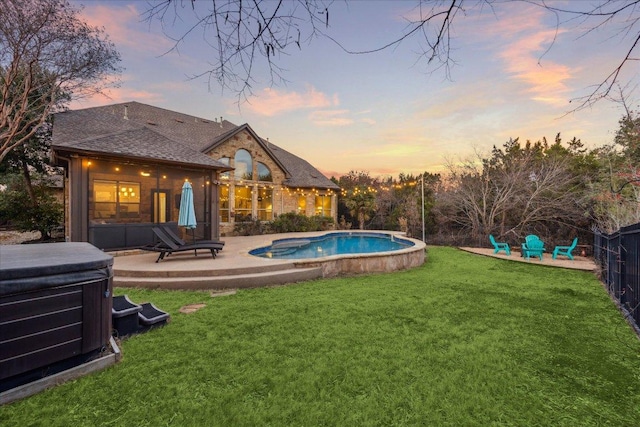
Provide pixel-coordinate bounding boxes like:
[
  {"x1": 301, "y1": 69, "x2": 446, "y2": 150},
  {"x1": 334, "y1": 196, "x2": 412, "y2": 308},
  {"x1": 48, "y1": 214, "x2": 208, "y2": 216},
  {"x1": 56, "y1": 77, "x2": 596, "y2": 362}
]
[
  {"x1": 521, "y1": 235, "x2": 545, "y2": 260},
  {"x1": 489, "y1": 234, "x2": 510, "y2": 255},
  {"x1": 552, "y1": 237, "x2": 578, "y2": 260}
]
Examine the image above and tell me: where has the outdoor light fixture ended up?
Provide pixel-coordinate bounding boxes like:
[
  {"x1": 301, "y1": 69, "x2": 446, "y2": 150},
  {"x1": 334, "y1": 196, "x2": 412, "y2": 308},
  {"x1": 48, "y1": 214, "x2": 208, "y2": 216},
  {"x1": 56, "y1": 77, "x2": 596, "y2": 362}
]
[{"x1": 140, "y1": 171, "x2": 150, "y2": 177}]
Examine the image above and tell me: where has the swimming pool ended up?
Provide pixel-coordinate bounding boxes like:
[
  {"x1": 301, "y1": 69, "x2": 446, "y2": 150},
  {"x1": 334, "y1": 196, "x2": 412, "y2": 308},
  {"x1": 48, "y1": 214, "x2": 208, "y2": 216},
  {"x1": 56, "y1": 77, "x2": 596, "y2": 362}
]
[{"x1": 250, "y1": 232, "x2": 415, "y2": 259}]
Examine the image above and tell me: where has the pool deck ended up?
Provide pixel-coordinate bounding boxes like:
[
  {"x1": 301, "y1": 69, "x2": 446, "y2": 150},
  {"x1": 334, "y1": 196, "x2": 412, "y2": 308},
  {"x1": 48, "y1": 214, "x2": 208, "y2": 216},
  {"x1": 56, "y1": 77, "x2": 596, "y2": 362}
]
[{"x1": 111, "y1": 231, "x2": 425, "y2": 290}]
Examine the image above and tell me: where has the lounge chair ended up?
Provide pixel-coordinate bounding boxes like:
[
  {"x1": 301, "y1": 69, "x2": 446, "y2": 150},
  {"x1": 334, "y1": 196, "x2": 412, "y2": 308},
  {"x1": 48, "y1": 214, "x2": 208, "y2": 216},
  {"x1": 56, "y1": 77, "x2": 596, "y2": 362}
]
[
  {"x1": 552, "y1": 237, "x2": 578, "y2": 260},
  {"x1": 489, "y1": 234, "x2": 511, "y2": 255},
  {"x1": 141, "y1": 227, "x2": 224, "y2": 262},
  {"x1": 521, "y1": 234, "x2": 545, "y2": 260},
  {"x1": 161, "y1": 225, "x2": 225, "y2": 248}
]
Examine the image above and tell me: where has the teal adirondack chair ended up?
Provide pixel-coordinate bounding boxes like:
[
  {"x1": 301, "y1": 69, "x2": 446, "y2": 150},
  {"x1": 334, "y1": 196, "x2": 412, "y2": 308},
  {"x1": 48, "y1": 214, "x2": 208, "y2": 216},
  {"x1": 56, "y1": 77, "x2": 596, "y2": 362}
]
[
  {"x1": 489, "y1": 234, "x2": 510, "y2": 255},
  {"x1": 521, "y1": 235, "x2": 545, "y2": 260},
  {"x1": 552, "y1": 237, "x2": 578, "y2": 260}
]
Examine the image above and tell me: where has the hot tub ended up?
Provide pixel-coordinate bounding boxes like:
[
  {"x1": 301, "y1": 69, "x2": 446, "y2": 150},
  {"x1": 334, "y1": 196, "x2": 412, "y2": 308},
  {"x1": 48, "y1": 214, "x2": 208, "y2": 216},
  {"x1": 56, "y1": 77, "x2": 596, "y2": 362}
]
[{"x1": 0, "y1": 243, "x2": 113, "y2": 392}]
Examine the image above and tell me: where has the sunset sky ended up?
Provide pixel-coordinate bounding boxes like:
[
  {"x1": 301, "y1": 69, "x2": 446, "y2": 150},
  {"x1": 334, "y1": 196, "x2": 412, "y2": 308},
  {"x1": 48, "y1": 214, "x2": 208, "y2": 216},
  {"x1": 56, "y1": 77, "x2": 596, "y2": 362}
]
[{"x1": 71, "y1": 1, "x2": 638, "y2": 178}]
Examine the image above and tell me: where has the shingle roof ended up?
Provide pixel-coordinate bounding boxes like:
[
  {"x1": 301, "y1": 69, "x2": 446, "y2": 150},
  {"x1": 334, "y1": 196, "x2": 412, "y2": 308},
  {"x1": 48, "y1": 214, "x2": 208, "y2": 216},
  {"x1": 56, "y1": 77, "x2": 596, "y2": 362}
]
[
  {"x1": 63, "y1": 128, "x2": 226, "y2": 168},
  {"x1": 52, "y1": 103, "x2": 230, "y2": 169},
  {"x1": 266, "y1": 142, "x2": 339, "y2": 190},
  {"x1": 53, "y1": 101, "x2": 339, "y2": 189}
]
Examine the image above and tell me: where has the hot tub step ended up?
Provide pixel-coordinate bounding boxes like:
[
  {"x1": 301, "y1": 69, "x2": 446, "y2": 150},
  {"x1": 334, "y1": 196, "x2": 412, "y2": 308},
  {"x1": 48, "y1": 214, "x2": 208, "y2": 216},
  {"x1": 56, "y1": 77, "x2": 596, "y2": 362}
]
[
  {"x1": 111, "y1": 296, "x2": 170, "y2": 338},
  {"x1": 138, "y1": 302, "x2": 170, "y2": 332},
  {"x1": 112, "y1": 295, "x2": 143, "y2": 338}
]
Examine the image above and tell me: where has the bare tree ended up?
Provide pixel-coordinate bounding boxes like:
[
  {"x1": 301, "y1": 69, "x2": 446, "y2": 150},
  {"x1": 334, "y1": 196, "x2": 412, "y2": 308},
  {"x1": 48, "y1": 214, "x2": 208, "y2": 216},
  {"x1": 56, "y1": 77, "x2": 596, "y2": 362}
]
[
  {"x1": 143, "y1": 0, "x2": 639, "y2": 109},
  {"x1": 0, "y1": 0, "x2": 121, "y2": 164},
  {"x1": 143, "y1": 0, "x2": 331, "y2": 102},
  {"x1": 436, "y1": 143, "x2": 582, "y2": 244},
  {"x1": 437, "y1": 149, "x2": 529, "y2": 241},
  {"x1": 590, "y1": 93, "x2": 640, "y2": 232}
]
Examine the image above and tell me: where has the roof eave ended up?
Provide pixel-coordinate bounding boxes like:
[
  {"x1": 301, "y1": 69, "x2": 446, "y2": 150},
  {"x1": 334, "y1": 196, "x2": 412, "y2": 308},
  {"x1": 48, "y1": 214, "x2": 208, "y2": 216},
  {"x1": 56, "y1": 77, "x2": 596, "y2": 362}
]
[{"x1": 52, "y1": 146, "x2": 233, "y2": 172}]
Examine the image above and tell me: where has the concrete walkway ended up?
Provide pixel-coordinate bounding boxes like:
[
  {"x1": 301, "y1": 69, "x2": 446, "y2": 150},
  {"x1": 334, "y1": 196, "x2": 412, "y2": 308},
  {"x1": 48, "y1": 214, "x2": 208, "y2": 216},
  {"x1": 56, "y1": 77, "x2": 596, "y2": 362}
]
[{"x1": 459, "y1": 247, "x2": 598, "y2": 272}]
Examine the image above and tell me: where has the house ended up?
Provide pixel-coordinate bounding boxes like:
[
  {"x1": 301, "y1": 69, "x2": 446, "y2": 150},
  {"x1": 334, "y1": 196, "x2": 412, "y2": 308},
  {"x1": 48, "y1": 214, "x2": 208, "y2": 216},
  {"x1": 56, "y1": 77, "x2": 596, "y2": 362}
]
[{"x1": 52, "y1": 101, "x2": 340, "y2": 250}]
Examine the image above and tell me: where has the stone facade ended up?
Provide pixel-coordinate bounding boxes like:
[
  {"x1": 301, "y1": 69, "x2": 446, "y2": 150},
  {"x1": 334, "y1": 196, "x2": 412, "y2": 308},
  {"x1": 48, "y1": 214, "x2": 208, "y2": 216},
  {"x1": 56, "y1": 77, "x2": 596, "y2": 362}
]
[{"x1": 207, "y1": 129, "x2": 337, "y2": 235}]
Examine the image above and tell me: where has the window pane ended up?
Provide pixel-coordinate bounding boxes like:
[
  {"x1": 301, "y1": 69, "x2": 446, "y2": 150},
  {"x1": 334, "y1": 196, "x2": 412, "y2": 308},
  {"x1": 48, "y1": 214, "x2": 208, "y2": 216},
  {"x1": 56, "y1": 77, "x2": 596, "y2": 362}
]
[
  {"x1": 234, "y1": 149, "x2": 253, "y2": 180},
  {"x1": 235, "y1": 186, "x2": 252, "y2": 220},
  {"x1": 297, "y1": 195, "x2": 306, "y2": 214},
  {"x1": 93, "y1": 180, "x2": 117, "y2": 220},
  {"x1": 257, "y1": 188, "x2": 272, "y2": 221},
  {"x1": 315, "y1": 195, "x2": 331, "y2": 216},
  {"x1": 257, "y1": 162, "x2": 272, "y2": 182},
  {"x1": 219, "y1": 185, "x2": 230, "y2": 222}
]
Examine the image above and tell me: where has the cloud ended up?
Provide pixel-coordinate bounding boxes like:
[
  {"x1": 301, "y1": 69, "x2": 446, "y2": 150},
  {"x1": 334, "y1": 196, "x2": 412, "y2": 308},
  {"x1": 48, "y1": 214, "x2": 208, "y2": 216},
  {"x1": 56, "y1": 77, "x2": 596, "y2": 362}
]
[
  {"x1": 245, "y1": 86, "x2": 338, "y2": 116},
  {"x1": 448, "y1": 4, "x2": 574, "y2": 108},
  {"x1": 309, "y1": 110, "x2": 354, "y2": 126},
  {"x1": 498, "y1": 31, "x2": 573, "y2": 107},
  {"x1": 78, "y1": 3, "x2": 172, "y2": 54}
]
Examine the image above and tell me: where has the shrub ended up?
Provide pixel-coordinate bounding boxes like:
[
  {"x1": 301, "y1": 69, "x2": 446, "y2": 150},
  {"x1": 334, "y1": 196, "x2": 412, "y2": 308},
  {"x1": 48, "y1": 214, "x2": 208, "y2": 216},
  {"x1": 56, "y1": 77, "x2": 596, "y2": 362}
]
[
  {"x1": 233, "y1": 217, "x2": 269, "y2": 236},
  {"x1": 0, "y1": 174, "x2": 63, "y2": 240}
]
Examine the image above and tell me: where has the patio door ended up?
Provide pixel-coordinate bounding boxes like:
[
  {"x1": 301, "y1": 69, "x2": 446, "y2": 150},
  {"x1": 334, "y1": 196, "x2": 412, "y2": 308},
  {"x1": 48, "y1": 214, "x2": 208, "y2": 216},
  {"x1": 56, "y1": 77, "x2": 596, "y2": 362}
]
[{"x1": 152, "y1": 190, "x2": 171, "y2": 223}]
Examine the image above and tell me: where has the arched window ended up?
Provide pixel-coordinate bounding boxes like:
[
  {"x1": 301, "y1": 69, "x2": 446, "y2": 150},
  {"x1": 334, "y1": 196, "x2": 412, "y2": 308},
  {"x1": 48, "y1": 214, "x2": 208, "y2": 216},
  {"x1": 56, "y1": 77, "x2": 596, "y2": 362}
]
[
  {"x1": 234, "y1": 149, "x2": 253, "y2": 180},
  {"x1": 257, "y1": 162, "x2": 272, "y2": 182},
  {"x1": 218, "y1": 157, "x2": 230, "y2": 181}
]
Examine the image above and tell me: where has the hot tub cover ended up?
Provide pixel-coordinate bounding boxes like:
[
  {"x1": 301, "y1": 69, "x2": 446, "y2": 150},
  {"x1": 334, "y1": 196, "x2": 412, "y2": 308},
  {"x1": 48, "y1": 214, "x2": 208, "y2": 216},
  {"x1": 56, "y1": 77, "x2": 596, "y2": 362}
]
[{"x1": 0, "y1": 242, "x2": 113, "y2": 295}]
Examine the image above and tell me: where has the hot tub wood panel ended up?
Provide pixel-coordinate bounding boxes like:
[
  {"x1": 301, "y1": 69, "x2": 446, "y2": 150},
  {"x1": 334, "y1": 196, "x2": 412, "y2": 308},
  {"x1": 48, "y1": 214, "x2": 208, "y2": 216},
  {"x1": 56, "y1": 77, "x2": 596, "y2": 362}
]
[
  {"x1": 1, "y1": 323, "x2": 83, "y2": 361},
  {"x1": 81, "y1": 280, "x2": 112, "y2": 353},
  {"x1": 0, "y1": 341, "x2": 83, "y2": 383},
  {"x1": 1, "y1": 307, "x2": 83, "y2": 342},
  {"x1": 0, "y1": 287, "x2": 82, "y2": 322}
]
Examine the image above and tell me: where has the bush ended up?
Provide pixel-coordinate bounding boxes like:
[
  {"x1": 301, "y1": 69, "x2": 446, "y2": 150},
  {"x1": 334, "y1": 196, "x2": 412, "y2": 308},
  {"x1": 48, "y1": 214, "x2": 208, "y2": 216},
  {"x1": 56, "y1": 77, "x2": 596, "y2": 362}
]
[
  {"x1": 270, "y1": 212, "x2": 334, "y2": 233},
  {"x1": 233, "y1": 213, "x2": 336, "y2": 236},
  {"x1": 0, "y1": 174, "x2": 63, "y2": 240},
  {"x1": 233, "y1": 217, "x2": 270, "y2": 236},
  {"x1": 270, "y1": 212, "x2": 310, "y2": 233}
]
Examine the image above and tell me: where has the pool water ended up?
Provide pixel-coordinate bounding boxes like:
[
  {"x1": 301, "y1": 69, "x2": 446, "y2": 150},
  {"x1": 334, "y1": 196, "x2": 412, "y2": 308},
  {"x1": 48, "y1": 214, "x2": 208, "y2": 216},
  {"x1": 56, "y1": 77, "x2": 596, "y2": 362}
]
[{"x1": 250, "y1": 232, "x2": 414, "y2": 259}]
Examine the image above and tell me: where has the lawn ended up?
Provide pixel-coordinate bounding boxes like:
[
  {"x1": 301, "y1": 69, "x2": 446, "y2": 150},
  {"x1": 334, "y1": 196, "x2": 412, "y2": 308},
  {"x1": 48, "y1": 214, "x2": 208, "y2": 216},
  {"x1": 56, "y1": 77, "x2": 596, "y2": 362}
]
[{"x1": 2, "y1": 247, "x2": 640, "y2": 426}]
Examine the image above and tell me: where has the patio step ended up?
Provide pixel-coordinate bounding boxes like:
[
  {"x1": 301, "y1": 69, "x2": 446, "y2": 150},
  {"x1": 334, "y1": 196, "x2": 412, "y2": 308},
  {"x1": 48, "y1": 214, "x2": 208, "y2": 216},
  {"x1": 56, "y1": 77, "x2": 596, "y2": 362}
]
[
  {"x1": 114, "y1": 260, "x2": 297, "y2": 278},
  {"x1": 113, "y1": 266, "x2": 324, "y2": 290}
]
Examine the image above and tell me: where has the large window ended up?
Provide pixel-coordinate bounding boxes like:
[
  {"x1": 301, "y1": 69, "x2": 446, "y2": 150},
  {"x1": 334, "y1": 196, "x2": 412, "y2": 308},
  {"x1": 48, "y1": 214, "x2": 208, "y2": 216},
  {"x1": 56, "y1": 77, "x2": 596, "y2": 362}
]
[
  {"x1": 257, "y1": 187, "x2": 273, "y2": 221},
  {"x1": 219, "y1": 185, "x2": 230, "y2": 222},
  {"x1": 257, "y1": 162, "x2": 272, "y2": 182},
  {"x1": 297, "y1": 195, "x2": 306, "y2": 214},
  {"x1": 234, "y1": 186, "x2": 252, "y2": 220},
  {"x1": 234, "y1": 149, "x2": 253, "y2": 180},
  {"x1": 93, "y1": 180, "x2": 140, "y2": 221},
  {"x1": 315, "y1": 194, "x2": 332, "y2": 217}
]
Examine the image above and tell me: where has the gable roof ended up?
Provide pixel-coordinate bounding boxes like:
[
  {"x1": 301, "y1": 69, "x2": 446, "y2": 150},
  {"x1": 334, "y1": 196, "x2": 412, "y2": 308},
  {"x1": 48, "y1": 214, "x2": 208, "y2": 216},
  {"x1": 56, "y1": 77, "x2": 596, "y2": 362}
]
[
  {"x1": 202, "y1": 123, "x2": 291, "y2": 179},
  {"x1": 52, "y1": 101, "x2": 339, "y2": 190}
]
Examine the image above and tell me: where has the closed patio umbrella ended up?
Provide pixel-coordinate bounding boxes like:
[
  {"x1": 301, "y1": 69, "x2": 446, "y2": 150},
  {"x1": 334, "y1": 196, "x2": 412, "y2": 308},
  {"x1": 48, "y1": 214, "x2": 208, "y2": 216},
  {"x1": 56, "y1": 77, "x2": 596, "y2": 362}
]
[{"x1": 178, "y1": 181, "x2": 197, "y2": 242}]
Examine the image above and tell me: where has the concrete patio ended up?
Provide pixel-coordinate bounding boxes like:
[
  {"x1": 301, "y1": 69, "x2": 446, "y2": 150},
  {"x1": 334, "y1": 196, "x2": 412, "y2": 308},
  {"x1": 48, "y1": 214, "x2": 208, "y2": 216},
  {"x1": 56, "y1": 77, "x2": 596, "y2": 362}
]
[{"x1": 111, "y1": 231, "x2": 426, "y2": 290}]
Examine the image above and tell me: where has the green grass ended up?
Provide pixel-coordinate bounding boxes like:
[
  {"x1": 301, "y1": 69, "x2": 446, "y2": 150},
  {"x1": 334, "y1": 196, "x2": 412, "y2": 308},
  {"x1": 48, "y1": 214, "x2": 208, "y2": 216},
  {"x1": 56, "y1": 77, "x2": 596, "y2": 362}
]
[{"x1": 3, "y1": 247, "x2": 640, "y2": 426}]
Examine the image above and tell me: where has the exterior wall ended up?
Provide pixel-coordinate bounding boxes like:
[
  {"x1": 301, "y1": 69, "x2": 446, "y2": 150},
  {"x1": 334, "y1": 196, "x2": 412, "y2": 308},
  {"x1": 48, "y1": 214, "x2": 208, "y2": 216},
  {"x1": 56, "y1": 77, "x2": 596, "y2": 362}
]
[{"x1": 206, "y1": 130, "x2": 337, "y2": 235}]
